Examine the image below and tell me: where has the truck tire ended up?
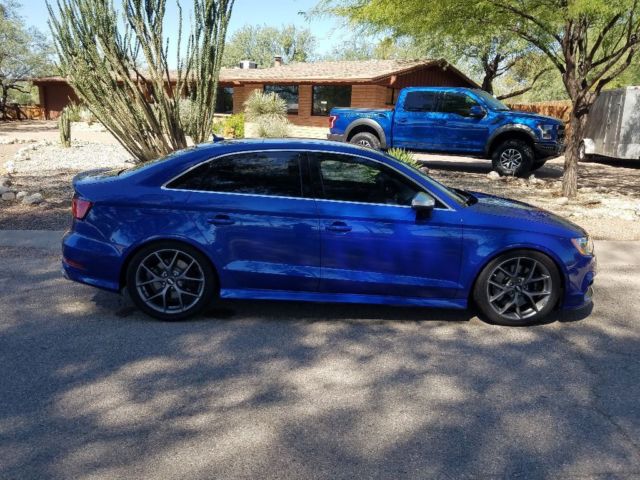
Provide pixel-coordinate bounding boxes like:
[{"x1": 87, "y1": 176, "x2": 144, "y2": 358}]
[
  {"x1": 530, "y1": 159, "x2": 547, "y2": 171},
  {"x1": 491, "y1": 139, "x2": 535, "y2": 177},
  {"x1": 349, "y1": 132, "x2": 381, "y2": 150}
]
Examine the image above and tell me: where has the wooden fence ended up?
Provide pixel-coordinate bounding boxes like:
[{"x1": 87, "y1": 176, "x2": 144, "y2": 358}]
[{"x1": 506, "y1": 100, "x2": 572, "y2": 123}]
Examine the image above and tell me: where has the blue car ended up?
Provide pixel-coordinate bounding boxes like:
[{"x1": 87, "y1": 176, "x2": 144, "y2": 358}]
[{"x1": 62, "y1": 139, "x2": 596, "y2": 326}]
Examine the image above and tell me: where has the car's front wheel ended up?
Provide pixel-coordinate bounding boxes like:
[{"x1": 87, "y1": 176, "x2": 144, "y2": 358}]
[
  {"x1": 126, "y1": 241, "x2": 216, "y2": 321},
  {"x1": 473, "y1": 250, "x2": 561, "y2": 326},
  {"x1": 491, "y1": 139, "x2": 535, "y2": 177}
]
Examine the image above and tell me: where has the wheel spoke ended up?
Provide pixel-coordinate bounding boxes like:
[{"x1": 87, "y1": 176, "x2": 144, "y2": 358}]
[
  {"x1": 490, "y1": 289, "x2": 511, "y2": 302},
  {"x1": 168, "y1": 251, "x2": 179, "y2": 270},
  {"x1": 522, "y1": 291, "x2": 539, "y2": 312},
  {"x1": 141, "y1": 264, "x2": 161, "y2": 280}
]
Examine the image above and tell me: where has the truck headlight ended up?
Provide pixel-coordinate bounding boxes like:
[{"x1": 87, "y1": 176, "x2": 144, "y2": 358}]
[
  {"x1": 537, "y1": 124, "x2": 555, "y2": 140},
  {"x1": 572, "y1": 236, "x2": 595, "y2": 256}
]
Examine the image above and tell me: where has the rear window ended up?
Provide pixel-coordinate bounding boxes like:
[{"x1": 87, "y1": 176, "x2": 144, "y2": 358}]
[{"x1": 167, "y1": 151, "x2": 304, "y2": 198}]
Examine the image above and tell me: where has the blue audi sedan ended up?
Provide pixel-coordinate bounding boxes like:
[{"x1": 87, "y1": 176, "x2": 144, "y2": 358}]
[{"x1": 62, "y1": 139, "x2": 596, "y2": 326}]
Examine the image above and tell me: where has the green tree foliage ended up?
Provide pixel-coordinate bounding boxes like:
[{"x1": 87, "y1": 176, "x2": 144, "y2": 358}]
[
  {"x1": 48, "y1": 0, "x2": 234, "y2": 162},
  {"x1": 315, "y1": 0, "x2": 552, "y2": 99},
  {"x1": 222, "y1": 24, "x2": 317, "y2": 67},
  {"x1": 0, "y1": 0, "x2": 53, "y2": 119}
]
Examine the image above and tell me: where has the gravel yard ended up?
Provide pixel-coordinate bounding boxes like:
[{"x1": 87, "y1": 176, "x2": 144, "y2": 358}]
[{"x1": 1, "y1": 120, "x2": 640, "y2": 238}]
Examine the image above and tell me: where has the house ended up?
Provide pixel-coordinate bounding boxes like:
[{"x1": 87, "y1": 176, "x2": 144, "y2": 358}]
[{"x1": 32, "y1": 58, "x2": 478, "y2": 136}]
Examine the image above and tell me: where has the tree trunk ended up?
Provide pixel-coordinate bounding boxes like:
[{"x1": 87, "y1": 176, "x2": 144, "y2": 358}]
[
  {"x1": 562, "y1": 112, "x2": 587, "y2": 198},
  {"x1": 481, "y1": 74, "x2": 495, "y2": 94}
]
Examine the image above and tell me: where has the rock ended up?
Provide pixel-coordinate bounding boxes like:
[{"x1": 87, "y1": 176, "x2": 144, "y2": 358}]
[
  {"x1": 0, "y1": 177, "x2": 10, "y2": 187},
  {"x1": 582, "y1": 199, "x2": 602, "y2": 206},
  {"x1": 5, "y1": 161, "x2": 16, "y2": 174},
  {"x1": 22, "y1": 192, "x2": 43, "y2": 205},
  {"x1": 0, "y1": 185, "x2": 10, "y2": 195},
  {"x1": 2, "y1": 192, "x2": 16, "y2": 201},
  {"x1": 487, "y1": 171, "x2": 501, "y2": 180},
  {"x1": 419, "y1": 166, "x2": 430, "y2": 175},
  {"x1": 579, "y1": 187, "x2": 595, "y2": 193},
  {"x1": 16, "y1": 191, "x2": 28, "y2": 200},
  {"x1": 528, "y1": 174, "x2": 544, "y2": 185},
  {"x1": 556, "y1": 197, "x2": 569, "y2": 205},
  {"x1": 595, "y1": 186, "x2": 609, "y2": 193}
]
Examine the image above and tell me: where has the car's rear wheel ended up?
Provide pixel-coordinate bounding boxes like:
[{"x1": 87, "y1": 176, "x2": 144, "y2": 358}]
[
  {"x1": 473, "y1": 250, "x2": 561, "y2": 326},
  {"x1": 491, "y1": 139, "x2": 535, "y2": 177},
  {"x1": 349, "y1": 132, "x2": 381, "y2": 150},
  {"x1": 126, "y1": 241, "x2": 216, "y2": 321}
]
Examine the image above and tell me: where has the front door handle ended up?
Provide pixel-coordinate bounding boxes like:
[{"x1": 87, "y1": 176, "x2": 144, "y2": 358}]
[
  {"x1": 207, "y1": 214, "x2": 235, "y2": 226},
  {"x1": 326, "y1": 221, "x2": 352, "y2": 233},
  {"x1": 397, "y1": 117, "x2": 408, "y2": 123}
]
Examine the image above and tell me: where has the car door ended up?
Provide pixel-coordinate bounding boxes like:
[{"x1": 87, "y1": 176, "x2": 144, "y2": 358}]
[
  {"x1": 438, "y1": 91, "x2": 490, "y2": 153},
  {"x1": 167, "y1": 150, "x2": 320, "y2": 293},
  {"x1": 308, "y1": 152, "x2": 463, "y2": 300},
  {"x1": 392, "y1": 90, "x2": 445, "y2": 150}
]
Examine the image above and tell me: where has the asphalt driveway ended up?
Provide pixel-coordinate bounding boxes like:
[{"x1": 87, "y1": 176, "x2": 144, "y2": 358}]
[{"x1": 1, "y1": 237, "x2": 639, "y2": 479}]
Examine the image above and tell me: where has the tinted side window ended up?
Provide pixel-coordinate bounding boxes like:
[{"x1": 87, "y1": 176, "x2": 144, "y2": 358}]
[
  {"x1": 311, "y1": 153, "x2": 419, "y2": 206},
  {"x1": 168, "y1": 151, "x2": 303, "y2": 197},
  {"x1": 439, "y1": 92, "x2": 478, "y2": 116},
  {"x1": 403, "y1": 91, "x2": 439, "y2": 112}
]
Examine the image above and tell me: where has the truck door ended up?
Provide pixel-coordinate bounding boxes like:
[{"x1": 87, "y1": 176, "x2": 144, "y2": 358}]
[{"x1": 392, "y1": 90, "x2": 444, "y2": 150}]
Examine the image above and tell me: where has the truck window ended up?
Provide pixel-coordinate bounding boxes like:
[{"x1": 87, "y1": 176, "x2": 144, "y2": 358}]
[
  {"x1": 403, "y1": 91, "x2": 438, "y2": 112},
  {"x1": 439, "y1": 92, "x2": 479, "y2": 116}
]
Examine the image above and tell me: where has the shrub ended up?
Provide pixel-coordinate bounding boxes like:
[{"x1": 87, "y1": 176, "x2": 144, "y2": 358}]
[
  {"x1": 388, "y1": 148, "x2": 421, "y2": 169},
  {"x1": 179, "y1": 98, "x2": 197, "y2": 137},
  {"x1": 244, "y1": 90, "x2": 290, "y2": 138},
  {"x1": 223, "y1": 113, "x2": 245, "y2": 138}
]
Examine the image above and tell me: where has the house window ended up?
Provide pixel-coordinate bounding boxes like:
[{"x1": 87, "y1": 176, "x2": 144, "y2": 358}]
[
  {"x1": 215, "y1": 87, "x2": 233, "y2": 114},
  {"x1": 264, "y1": 85, "x2": 299, "y2": 115},
  {"x1": 312, "y1": 85, "x2": 352, "y2": 116}
]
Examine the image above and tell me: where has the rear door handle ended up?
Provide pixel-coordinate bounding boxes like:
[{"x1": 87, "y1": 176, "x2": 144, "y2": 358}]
[
  {"x1": 207, "y1": 214, "x2": 235, "y2": 226},
  {"x1": 326, "y1": 221, "x2": 352, "y2": 233}
]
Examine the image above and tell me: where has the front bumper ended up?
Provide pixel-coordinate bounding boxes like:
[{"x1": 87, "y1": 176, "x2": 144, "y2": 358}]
[
  {"x1": 562, "y1": 253, "x2": 597, "y2": 310},
  {"x1": 327, "y1": 133, "x2": 345, "y2": 142},
  {"x1": 534, "y1": 141, "x2": 565, "y2": 159}
]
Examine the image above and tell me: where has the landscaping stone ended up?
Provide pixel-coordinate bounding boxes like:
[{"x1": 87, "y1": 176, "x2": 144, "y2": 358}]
[
  {"x1": 0, "y1": 177, "x2": 10, "y2": 187},
  {"x1": 487, "y1": 171, "x2": 501, "y2": 180},
  {"x1": 2, "y1": 192, "x2": 16, "y2": 201},
  {"x1": 16, "y1": 191, "x2": 28, "y2": 200},
  {"x1": 0, "y1": 185, "x2": 11, "y2": 195},
  {"x1": 556, "y1": 197, "x2": 569, "y2": 205},
  {"x1": 22, "y1": 193, "x2": 44, "y2": 205}
]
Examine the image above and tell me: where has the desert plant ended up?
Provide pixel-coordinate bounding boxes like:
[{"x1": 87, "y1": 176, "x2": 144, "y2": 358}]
[
  {"x1": 388, "y1": 148, "x2": 421, "y2": 169},
  {"x1": 178, "y1": 98, "x2": 197, "y2": 137},
  {"x1": 48, "y1": 0, "x2": 235, "y2": 163},
  {"x1": 244, "y1": 90, "x2": 289, "y2": 137},
  {"x1": 223, "y1": 113, "x2": 245, "y2": 138},
  {"x1": 59, "y1": 107, "x2": 71, "y2": 147}
]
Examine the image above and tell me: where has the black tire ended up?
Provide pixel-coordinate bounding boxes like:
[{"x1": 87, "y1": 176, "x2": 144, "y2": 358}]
[
  {"x1": 473, "y1": 249, "x2": 561, "y2": 326},
  {"x1": 349, "y1": 131, "x2": 381, "y2": 150},
  {"x1": 491, "y1": 139, "x2": 535, "y2": 177},
  {"x1": 126, "y1": 241, "x2": 216, "y2": 321},
  {"x1": 530, "y1": 159, "x2": 547, "y2": 171}
]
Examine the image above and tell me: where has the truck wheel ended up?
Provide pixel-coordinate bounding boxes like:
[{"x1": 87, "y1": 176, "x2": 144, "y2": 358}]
[
  {"x1": 349, "y1": 132, "x2": 381, "y2": 150},
  {"x1": 491, "y1": 139, "x2": 534, "y2": 177}
]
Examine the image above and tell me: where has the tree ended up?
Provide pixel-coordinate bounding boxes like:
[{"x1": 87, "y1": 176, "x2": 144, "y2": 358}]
[
  {"x1": 315, "y1": 0, "x2": 552, "y2": 99},
  {"x1": 487, "y1": 0, "x2": 640, "y2": 197},
  {"x1": 222, "y1": 24, "x2": 316, "y2": 68},
  {"x1": 0, "y1": 0, "x2": 53, "y2": 119},
  {"x1": 48, "y1": 0, "x2": 234, "y2": 163}
]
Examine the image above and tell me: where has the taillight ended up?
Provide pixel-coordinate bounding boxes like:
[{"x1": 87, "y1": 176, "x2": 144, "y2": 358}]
[
  {"x1": 72, "y1": 196, "x2": 92, "y2": 220},
  {"x1": 329, "y1": 115, "x2": 338, "y2": 129}
]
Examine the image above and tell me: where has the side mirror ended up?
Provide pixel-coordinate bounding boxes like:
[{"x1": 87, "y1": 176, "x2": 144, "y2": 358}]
[
  {"x1": 411, "y1": 192, "x2": 435, "y2": 216},
  {"x1": 469, "y1": 105, "x2": 486, "y2": 118}
]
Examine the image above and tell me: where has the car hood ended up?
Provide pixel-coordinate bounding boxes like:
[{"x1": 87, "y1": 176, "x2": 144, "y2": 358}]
[
  {"x1": 467, "y1": 191, "x2": 586, "y2": 237},
  {"x1": 499, "y1": 110, "x2": 562, "y2": 125}
]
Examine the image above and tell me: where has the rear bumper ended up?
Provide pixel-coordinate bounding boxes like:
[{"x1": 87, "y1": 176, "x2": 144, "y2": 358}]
[
  {"x1": 327, "y1": 133, "x2": 345, "y2": 142},
  {"x1": 61, "y1": 230, "x2": 122, "y2": 292},
  {"x1": 534, "y1": 141, "x2": 565, "y2": 159}
]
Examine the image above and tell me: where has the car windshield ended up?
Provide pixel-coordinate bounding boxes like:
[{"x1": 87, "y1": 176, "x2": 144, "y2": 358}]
[
  {"x1": 473, "y1": 89, "x2": 510, "y2": 111},
  {"x1": 381, "y1": 153, "x2": 468, "y2": 206}
]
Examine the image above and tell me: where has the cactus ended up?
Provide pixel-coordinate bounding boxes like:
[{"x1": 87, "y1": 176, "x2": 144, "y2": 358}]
[{"x1": 59, "y1": 107, "x2": 71, "y2": 148}]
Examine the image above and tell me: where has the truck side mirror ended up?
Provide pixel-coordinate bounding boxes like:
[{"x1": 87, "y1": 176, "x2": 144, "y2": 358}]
[{"x1": 469, "y1": 105, "x2": 486, "y2": 118}]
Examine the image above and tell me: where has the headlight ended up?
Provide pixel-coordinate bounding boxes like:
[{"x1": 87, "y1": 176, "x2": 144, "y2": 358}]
[
  {"x1": 572, "y1": 236, "x2": 594, "y2": 256},
  {"x1": 537, "y1": 124, "x2": 555, "y2": 140}
]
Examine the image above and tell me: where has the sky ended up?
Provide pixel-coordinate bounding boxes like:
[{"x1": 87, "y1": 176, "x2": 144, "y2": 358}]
[{"x1": 18, "y1": 0, "x2": 348, "y2": 58}]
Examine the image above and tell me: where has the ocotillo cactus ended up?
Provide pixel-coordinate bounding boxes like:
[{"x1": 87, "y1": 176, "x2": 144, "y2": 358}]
[{"x1": 59, "y1": 107, "x2": 71, "y2": 148}]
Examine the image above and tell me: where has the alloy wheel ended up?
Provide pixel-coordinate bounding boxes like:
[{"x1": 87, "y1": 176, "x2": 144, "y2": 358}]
[
  {"x1": 499, "y1": 148, "x2": 523, "y2": 173},
  {"x1": 135, "y1": 249, "x2": 205, "y2": 314},
  {"x1": 486, "y1": 256, "x2": 552, "y2": 321},
  {"x1": 357, "y1": 139, "x2": 372, "y2": 147}
]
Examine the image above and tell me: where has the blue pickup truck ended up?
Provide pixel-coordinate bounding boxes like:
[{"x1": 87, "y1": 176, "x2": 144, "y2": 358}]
[{"x1": 327, "y1": 87, "x2": 565, "y2": 177}]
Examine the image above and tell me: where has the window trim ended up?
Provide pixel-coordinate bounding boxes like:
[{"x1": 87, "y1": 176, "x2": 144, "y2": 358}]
[
  {"x1": 311, "y1": 85, "x2": 352, "y2": 117},
  {"x1": 263, "y1": 84, "x2": 299, "y2": 115},
  {"x1": 162, "y1": 149, "x2": 456, "y2": 210}
]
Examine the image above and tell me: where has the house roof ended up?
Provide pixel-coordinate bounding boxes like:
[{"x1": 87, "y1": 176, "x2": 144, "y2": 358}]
[{"x1": 32, "y1": 58, "x2": 478, "y2": 87}]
